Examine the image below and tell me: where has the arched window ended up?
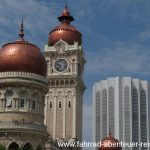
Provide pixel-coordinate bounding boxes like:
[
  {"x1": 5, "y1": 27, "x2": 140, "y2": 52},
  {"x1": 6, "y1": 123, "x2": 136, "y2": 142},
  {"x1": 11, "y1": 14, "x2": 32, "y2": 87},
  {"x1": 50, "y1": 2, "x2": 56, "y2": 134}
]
[
  {"x1": 50, "y1": 101, "x2": 53, "y2": 108},
  {"x1": 68, "y1": 101, "x2": 71, "y2": 108},
  {"x1": 59, "y1": 101, "x2": 62, "y2": 108},
  {"x1": 32, "y1": 100, "x2": 36, "y2": 110},
  {"x1": 19, "y1": 91, "x2": 27, "y2": 108},
  {"x1": 23, "y1": 143, "x2": 33, "y2": 150},
  {"x1": 20, "y1": 97, "x2": 25, "y2": 108},
  {"x1": 36, "y1": 145, "x2": 42, "y2": 150},
  {"x1": 72, "y1": 59, "x2": 76, "y2": 72},
  {"x1": 32, "y1": 93, "x2": 39, "y2": 110},
  {"x1": 8, "y1": 142, "x2": 19, "y2": 150},
  {"x1": 46, "y1": 60, "x2": 50, "y2": 75},
  {"x1": 5, "y1": 90, "x2": 13, "y2": 107}
]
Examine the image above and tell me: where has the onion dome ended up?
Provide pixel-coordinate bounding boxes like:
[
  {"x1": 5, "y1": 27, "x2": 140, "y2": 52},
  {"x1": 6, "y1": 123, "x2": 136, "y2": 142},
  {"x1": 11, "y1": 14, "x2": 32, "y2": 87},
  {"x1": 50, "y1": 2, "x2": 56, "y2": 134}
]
[
  {"x1": 99, "y1": 132, "x2": 122, "y2": 150},
  {"x1": 49, "y1": 6, "x2": 82, "y2": 46},
  {"x1": 0, "y1": 20, "x2": 47, "y2": 76}
]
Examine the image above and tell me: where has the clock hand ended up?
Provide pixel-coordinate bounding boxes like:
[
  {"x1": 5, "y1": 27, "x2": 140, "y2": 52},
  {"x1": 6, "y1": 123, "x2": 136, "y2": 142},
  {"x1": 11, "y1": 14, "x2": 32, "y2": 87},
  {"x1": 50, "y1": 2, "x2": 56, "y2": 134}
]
[{"x1": 56, "y1": 64, "x2": 61, "y2": 69}]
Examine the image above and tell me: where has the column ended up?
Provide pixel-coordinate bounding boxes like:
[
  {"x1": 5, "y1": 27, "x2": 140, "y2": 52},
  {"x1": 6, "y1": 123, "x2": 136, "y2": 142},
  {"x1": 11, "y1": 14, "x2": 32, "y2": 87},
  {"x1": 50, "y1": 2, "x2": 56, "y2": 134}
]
[
  {"x1": 0, "y1": 99, "x2": 3, "y2": 109},
  {"x1": 49, "y1": 62, "x2": 52, "y2": 75},
  {"x1": 14, "y1": 91, "x2": 19, "y2": 110},
  {"x1": 16, "y1": 98, "x2": 19, "y2": 110},
  {"x1": 3, "y1": 99, "x2": 5, "y2": 109},
  {"x1": 12, "y1": 98, "x2": 16, "y2": 109},
  {"x1": 75, "y1": 62, "x2": 77, "y2": 75},
  {"x1": 47, "y1": 61, "x2": 51, "y2": 76},
  {"x1": 63, "y1": 96, "x2": 66, "y2": 138},
  {"x1": 80, "y1": 95, "x2": 82, "y2": 140},
  {"x1": 72, "y1": 95, "x2": 76, "y2": 138},
  {"x1": 70, "y1": 62, "x2": 73, "y2": 73},
  {"x1": 53, "y1": 96, "x2": 57, "y2": 139},
  {"x1": 27, "y1": 99, "x2": 30, "y2": 111},
  {"x1": 44, "y1": 96, "x2": 48, "y2": 125}
]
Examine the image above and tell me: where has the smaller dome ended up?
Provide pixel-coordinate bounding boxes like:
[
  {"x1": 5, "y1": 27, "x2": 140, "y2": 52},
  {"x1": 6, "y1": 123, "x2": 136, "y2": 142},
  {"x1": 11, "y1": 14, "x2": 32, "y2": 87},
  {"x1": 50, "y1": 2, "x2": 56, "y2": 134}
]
[
  {"x1": 49, "y1": 24, "x2": 82, "y2": 46},
  {"x1": 99, "y1": 133, "x2": 122, "y2": 150},
  {"x1": 61, "y1": 7, "x2": 70, "y2": 16},
  {"x1": 48, "y1": 6, "x2": 82, "y2": 46},
  {"x1": 0, "y1": 20, "x2": 47, "y2": 76}
]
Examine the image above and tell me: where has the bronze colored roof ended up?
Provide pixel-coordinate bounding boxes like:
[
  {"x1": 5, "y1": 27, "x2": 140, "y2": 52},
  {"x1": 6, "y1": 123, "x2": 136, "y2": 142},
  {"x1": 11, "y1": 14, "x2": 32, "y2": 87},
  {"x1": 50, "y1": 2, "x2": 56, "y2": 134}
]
[
  {"x1": 0, "y1": 20, "x2": 47, "y2": 77},
  {"x1": 99, "y1": 133, "x2": 122, "y2": 150},
  {"x1": 48, "y1": 6, "x2": 82, "y2": 46}
]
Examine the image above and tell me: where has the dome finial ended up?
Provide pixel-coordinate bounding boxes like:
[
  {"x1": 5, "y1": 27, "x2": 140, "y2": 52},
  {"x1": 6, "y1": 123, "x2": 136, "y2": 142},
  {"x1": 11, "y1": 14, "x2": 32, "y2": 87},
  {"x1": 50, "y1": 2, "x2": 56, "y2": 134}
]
[
  {"x1": 19, "y1": 18, "x2": 24, "y2": 41},
  {"x1": 65, "y1": 0, "x2": 68, "y2": 9},
  {"x1": 58, "y1": 4, "x2": 74, "y2": 24}
]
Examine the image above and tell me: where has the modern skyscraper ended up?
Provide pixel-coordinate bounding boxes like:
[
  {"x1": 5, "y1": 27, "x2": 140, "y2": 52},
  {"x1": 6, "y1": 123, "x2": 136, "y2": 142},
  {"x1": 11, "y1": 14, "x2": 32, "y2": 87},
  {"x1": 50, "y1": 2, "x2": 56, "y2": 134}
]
[
  {"x1": 93, "y1": 77, "x2": 150, "y2": 150},
  {"x1": 44, "y1": 5, "x2": 86, "y2": 147}
]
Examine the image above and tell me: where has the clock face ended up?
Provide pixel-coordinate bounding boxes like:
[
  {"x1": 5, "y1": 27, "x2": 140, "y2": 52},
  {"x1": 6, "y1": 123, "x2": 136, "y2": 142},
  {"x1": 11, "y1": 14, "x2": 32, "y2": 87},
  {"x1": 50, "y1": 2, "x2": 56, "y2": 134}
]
[{"x1": 54, "y1": 59, "x2": 68, "y2": 72}]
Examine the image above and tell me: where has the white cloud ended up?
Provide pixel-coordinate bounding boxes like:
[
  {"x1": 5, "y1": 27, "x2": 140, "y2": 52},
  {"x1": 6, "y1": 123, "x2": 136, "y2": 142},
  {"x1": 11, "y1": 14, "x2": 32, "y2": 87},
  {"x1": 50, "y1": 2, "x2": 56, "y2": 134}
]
[
  {"x1": 86, "y1": 41, "x2": 150, "y2": 77},
  {"x1": 83, "y1": 37, "x2": 150, "y2": 149},
  {"x1": 0, "y1": 0, "x2": 58, "y2": 48},
  {"x1": 140, "y1": 29, "x2": 150, "y2": 42},
  {"x1": 1, "y1": 1, "x2": 150, "y2": 149},
  {"x1": 74, "y1": 0, "x2": 148, "y2": 16}
]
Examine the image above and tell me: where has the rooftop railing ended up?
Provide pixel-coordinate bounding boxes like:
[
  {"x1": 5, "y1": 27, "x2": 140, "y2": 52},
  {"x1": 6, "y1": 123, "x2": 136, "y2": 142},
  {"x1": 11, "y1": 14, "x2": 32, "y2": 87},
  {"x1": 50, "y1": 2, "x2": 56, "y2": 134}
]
[{"x1": 0, "y1": 121, "x2": 47, "y2": 133}]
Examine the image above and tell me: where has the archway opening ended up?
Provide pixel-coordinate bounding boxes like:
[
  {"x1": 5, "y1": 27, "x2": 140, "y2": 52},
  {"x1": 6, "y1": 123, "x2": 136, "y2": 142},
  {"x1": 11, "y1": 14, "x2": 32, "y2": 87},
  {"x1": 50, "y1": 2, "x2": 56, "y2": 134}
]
[
  {"x1": 23, "y1": 143, "x2": 33, "y2": 150},
  {"x1": 8, "y1": 142, "x2": 19, "y2": 150},
  {"x1": 36, "y1": 145, "x2": 42, "y2": 150}
]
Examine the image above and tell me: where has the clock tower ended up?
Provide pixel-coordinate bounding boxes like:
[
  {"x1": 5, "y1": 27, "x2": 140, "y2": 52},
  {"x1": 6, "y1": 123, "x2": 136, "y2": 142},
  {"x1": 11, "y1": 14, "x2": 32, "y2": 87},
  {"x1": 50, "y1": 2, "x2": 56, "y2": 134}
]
[{"x1": 44, "y1": 6, "x2": 86, "y2": 145}]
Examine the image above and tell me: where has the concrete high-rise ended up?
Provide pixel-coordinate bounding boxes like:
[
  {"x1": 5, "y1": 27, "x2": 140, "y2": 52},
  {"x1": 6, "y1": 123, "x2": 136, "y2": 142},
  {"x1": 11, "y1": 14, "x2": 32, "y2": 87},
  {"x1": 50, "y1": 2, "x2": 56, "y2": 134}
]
[{"x1": 93, "y1": 77, "x2": 150, "y2": 150}]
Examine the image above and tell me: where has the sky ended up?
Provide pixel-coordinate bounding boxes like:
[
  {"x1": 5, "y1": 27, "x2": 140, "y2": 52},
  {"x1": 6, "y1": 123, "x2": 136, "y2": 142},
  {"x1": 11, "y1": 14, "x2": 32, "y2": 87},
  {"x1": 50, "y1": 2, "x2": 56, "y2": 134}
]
[{"x1": 0, "y1": 0, "x2": 150, "y2": 149}]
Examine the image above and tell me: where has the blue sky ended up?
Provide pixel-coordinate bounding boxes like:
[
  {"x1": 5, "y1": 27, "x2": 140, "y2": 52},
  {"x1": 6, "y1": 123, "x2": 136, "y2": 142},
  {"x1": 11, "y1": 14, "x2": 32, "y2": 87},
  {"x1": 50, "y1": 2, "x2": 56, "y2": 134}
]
[{"x1": 0, "y1": 0, "x2": 150, "y2": 148}]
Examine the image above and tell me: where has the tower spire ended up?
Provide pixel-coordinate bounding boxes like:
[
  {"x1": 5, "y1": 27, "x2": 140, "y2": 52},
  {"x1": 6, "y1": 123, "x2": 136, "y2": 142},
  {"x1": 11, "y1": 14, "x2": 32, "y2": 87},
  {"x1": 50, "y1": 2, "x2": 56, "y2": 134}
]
[
  {"x1": 19, "y1": 18, "x2": 24, "y2": 41},
  {"x1": 65, "y1": 0, "x2": 68, "y2": 9},
  {"x1": 58, "y1": 3, "x2": 74, "y2": 24}
]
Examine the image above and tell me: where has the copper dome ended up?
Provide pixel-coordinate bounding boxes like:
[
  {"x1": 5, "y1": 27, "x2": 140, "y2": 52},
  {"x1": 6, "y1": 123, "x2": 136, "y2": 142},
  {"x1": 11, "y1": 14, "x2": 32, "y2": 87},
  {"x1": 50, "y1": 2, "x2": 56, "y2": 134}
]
[
  {"x1": 99, "y1": 133, "x2": 122, "y2": 150},
  {"x1": 48, "y1": 6, "x2": 82, "y2": 46},
  {"x1": 0, "y1": 21, "x2": 47, "y2": 76}
]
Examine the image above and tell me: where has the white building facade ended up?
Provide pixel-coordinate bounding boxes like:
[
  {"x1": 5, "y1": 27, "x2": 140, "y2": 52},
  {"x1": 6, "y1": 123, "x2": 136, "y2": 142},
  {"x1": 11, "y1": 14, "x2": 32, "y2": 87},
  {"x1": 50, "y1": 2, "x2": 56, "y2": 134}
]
[
  {"x1": 44, "y1": 6, "x2": 86, "y2": 150},
  {"x1": 93, "y1": 77, "x2": 150, "y2": 150}
]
